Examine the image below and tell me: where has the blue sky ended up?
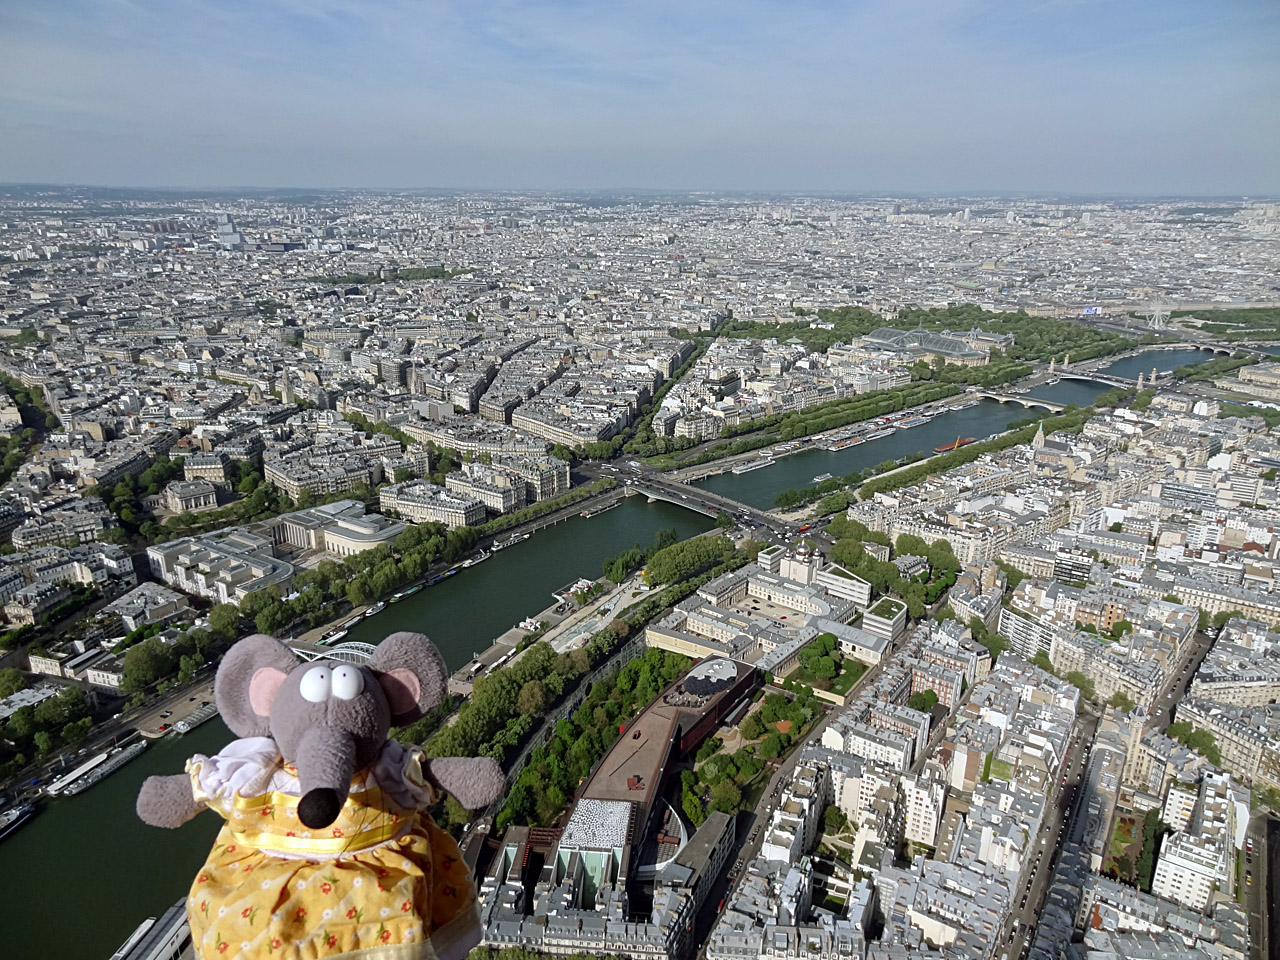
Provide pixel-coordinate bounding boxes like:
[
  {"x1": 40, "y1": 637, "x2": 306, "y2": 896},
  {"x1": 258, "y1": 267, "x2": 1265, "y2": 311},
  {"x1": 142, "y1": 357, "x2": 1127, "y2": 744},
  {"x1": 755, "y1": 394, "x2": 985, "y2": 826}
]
[{"x1": 0, "y1": 0, "x2": 1276, "y2": 193}]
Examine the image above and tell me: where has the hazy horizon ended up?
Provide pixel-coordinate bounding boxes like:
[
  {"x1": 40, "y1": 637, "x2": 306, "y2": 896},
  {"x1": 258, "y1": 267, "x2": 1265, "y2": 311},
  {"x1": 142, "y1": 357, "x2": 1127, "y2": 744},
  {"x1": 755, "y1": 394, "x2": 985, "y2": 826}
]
[{"x1": 2, "y1": 0, "x2": 1277, "y2": 195}]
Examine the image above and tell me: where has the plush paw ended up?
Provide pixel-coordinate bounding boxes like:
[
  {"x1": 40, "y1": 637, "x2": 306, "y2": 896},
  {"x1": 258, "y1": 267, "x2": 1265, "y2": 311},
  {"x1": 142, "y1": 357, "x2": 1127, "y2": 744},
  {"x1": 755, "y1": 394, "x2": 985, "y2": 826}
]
[
  {"x1": 137, "y1": 774, "x2": 202, "y2": 828},
  {"x1": 426, "y1": 757, "x2": 505, "y2": 811}
]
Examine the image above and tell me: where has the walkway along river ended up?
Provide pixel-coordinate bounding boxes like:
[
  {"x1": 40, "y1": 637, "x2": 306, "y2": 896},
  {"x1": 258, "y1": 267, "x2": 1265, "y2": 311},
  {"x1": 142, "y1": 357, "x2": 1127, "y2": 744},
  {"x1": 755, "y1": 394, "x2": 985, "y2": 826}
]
[
  {"x1": 694, "y1": 386, "x2": 1111, "y2": 510},
  {"x1": 0, "y1": 496, "x2": 712, "y2": 960}
]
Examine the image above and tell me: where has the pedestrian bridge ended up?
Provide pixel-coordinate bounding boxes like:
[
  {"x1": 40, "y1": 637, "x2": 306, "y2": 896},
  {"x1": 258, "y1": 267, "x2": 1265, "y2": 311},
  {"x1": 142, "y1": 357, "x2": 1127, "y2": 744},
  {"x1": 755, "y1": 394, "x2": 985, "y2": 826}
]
[
  {"x1": 975, "y1": 392, "x2": 1066, "y2": 412},
  {"x1": 290, "y1": 640, "x2": 378, "y2": 663}
]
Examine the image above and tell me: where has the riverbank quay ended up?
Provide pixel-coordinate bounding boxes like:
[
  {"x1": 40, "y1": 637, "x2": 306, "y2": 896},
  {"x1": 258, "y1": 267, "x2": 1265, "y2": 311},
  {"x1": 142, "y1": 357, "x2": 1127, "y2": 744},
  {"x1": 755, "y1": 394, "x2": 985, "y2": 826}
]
[
  {"x1": 134, "y1": 680, "x2": 215, "y2": 738},
  {"x1": 281, "y1": 482, "x2": 631, "y2": 649}
]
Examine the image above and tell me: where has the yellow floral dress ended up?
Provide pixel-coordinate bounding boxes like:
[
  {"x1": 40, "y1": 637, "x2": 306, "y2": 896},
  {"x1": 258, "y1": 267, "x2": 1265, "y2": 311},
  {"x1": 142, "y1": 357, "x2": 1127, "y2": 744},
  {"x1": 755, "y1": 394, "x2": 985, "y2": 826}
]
[{"x1": 184, "y1": 737, "x2": 480, "y2": 960}]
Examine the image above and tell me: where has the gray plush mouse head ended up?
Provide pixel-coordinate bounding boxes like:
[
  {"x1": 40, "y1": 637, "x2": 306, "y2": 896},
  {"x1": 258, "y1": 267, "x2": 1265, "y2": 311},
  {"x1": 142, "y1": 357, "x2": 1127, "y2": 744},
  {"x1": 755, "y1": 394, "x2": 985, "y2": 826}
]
[{"x1": 216, "y1": 631, "x2": 446, "y2": 830}]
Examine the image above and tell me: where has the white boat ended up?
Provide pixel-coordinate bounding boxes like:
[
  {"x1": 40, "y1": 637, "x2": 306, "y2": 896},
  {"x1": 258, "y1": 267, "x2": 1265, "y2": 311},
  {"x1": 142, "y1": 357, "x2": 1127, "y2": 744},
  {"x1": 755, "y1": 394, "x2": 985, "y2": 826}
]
[
  {"x1": 812, "y1": 473, "x2": 834, "y2": 484},
  {"x1": 363, "y1": 601, "x2": 386, "y2": 618},
  {"x1": 51, "y1": 741, "x2": 148, "y2": 797},
  {"x1": 866, "y1": 427, "x2": 897, "y2": 440},
  {"x1": 731, "y1": 458, "x2": 774, "y2": 475},
  {"x1": 492, "y1": 532, "x2": 530, "y2": 551},
  {"x1": 175, "y1": 702, "x2": 219, "y2": 734},
  {"x1": 323, "y1": 629, "x2": 349, "y2": 645},
  {"x1": 46, "y1": 752, "x2": 111, "y2": 796},
  {"x1": 0, "y1": 803, "x2": 35, "y2": 843},
  {"x1": 461, "y1": 550, "x2": 491, "y2": 568}
]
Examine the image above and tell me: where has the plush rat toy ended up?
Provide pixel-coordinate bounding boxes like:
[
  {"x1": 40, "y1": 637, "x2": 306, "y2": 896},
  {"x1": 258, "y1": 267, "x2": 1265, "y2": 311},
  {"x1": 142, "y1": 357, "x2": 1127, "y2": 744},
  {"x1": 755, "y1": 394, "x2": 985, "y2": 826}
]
[{"x1": 137, "y1": 632, "x2": 504, "y2": 960}]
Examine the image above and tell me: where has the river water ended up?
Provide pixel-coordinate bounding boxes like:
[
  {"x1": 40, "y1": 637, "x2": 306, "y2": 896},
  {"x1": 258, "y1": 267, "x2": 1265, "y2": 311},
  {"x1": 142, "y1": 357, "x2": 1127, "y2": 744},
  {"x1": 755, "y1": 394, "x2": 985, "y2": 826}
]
[
  {"x1": 691, "y1": 389, "x2": 1118, "y2": 510},
  {"x1": 2, "y1": 497, "x2": 712, "y2": 960},
  {"x1": 342, "y1": 497, "x2": 713, "y2": 665},
  {"x1": 1099, "y1": 346, "x2": 1220, "y2": 379}
]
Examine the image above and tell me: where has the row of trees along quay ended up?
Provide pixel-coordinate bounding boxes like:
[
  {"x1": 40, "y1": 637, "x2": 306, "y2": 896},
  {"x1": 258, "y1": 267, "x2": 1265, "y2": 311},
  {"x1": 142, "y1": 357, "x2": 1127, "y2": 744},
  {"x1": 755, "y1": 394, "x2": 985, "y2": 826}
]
[
  {"x1": 410, "y1": 537, "x2": 754, "y2": 828},
  {"x1": 644, "y1": 305, "x2": 1138, "y2": 473},
  {"x1": 772, "y1": 399, "x2": 1107, "y2": 515},
  {"x1": 70, "y1": 476, "x2": 621, "y2": 714}
]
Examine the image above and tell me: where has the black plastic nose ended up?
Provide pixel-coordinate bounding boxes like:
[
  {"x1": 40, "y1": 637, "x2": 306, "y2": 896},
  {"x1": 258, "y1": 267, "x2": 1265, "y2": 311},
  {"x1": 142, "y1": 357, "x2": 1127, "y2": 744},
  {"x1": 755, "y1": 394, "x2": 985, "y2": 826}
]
[{"x1": 298, "y1": 788, "x2": 342, "y2": 829}]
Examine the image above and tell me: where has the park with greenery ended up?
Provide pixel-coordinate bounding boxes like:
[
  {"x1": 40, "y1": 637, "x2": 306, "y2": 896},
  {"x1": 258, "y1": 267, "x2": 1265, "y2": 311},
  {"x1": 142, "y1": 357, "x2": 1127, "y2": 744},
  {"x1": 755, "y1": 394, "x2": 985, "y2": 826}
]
[
  {"x1": 0, "y1": 673, "x2": 94, "y2": 779},
  {"x1": 787, "y1": 632, "x2": 867, "y2": 696},
  {"x1": 720, "y1": 304, "x2": 1133, "y2": 365}
]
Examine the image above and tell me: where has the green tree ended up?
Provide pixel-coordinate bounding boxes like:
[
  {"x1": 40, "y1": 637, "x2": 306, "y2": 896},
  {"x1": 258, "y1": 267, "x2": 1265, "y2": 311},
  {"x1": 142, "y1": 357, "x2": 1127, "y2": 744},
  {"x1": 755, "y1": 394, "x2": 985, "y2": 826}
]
[
  {"x1": 1212, "y1": 610, "x2": 1244, "y2": 630},
  {"x1": 0, "y1": 667, "x2": 26, "y2": 698},
  {"x1": 516, "y1": 680, "x2": 548, "y2": 717},
  {"x1": 739, "y1": 712, "x2": 766, "y2": 741},
  {"x1": 758, "y1": 733, "x2": 784, "y2": 759},
  {"x1": 682, "y1": 787, "x2": 705, "y2": 826},
  {"x1": 715, "y1": 511, "x2": 733, "y2": 529},
  {"x1": 1031, "y1": 650, "x2": 1055, "y2": 675},
  {"x1": 209, "y1": 603, "x2": 240, "y2": 639},
  {"x1": 122, "y1": 638, "x2": 176, "y2": 693},
  {"x1": 1065, "y1": 671, "x2": 1097, "y2": 701},
  {"x1": 1108, "y1": 691, "x2": 1136, "y2": 712},
  {"x1": 710, "y1": 779, "x2": 742, "y2": 814},
  {"x1": 33, "y1": 730, "x2": 54, "y2": 756},
  {"x1": 907, "y1": 690, "x2": 939, "y2": 713},
  {"x1": 824, "y1": 805, "x2": 848, "y2": 833}
]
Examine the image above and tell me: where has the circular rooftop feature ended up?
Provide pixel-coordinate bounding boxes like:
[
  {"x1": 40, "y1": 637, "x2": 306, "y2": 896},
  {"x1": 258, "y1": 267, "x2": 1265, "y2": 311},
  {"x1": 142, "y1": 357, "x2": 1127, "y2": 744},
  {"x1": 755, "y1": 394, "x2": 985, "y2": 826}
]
[{"x1": 685, "y1": 657, "x2": 737, "y2": 696}]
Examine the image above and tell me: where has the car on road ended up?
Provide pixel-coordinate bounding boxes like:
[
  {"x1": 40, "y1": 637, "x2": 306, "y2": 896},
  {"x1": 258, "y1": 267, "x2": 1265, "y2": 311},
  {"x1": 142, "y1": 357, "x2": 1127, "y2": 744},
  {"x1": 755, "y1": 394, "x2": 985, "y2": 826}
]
[
  {"x1": 1246, "y1": 837, "x2": 1254, "y2": 854},
  {"x1": 160, "y1": 711, "x2": 173, "y2": 719},
  {"x1": 158, "y1": 723, "x2": 170, "y2": 732}
]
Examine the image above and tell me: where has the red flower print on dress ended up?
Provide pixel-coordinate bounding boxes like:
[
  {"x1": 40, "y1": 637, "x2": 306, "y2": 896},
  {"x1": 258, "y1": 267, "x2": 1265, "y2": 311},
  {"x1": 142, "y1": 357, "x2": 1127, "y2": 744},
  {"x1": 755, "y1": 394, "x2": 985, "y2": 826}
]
[
  {"x1": 400, "y1": 899, "x2": 412, "y2": 913},
  {"x1": 196, "y1": 873, "x2": 210, "y2": 884},
  {"x1": 294, "y1": 907, "x2": 307, "y2": 921},
  {"x1": 285, "y1": 831, "x2": 296, "y2": 837},
  {"x1": 216, "y1": 941, "x2": 228, "y2": 954},
  {"x1": 225, "y1": 845, "x2": 237, "y2": 853},
  {"x1": 346, "y1": 908, "x2": 358, "y2": 920},
  {"x1": 332, "y1": 827, "x2": 344, "y2": 838},
  {"x1": 242, "y1": 908, "x2": 253, "y2": 919},
  {"x1": 325, "y1": 934, "x2": 337, "y2": 948},
  {"x1": 268, "y1": 938, "x2": 282, "y2": 954},
  {"x1": 320, "y1": 882, "x2": 333, "y2": 895},
  {"x1": 380, "y1": 930, "x2": 391, "y2": 943}
]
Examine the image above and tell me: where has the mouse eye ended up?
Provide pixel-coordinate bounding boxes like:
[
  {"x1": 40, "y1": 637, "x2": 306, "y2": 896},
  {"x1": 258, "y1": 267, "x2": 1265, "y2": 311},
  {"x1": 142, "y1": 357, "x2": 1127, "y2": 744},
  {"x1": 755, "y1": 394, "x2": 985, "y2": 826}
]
[
  {"x1": 300, "y1": 666, "x2": 331, "y2": 703},
  {"x1": 332, "y1": 665, "x2": 364, "y2": 701}
]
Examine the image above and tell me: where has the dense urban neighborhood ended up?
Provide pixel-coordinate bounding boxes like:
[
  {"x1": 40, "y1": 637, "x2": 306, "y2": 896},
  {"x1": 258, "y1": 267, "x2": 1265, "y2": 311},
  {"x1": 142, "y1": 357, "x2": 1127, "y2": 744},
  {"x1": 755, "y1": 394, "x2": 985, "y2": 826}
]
[{"x1": 1, "y1": 188, "x2": 1280, "y2": 960}]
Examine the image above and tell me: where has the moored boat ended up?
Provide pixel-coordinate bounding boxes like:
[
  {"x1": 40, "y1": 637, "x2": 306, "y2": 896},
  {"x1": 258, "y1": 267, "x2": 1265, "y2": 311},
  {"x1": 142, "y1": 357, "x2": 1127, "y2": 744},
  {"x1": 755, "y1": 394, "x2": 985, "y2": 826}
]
[{"x1": 0, "y1": 802, "x2": 35, "y2": 843}]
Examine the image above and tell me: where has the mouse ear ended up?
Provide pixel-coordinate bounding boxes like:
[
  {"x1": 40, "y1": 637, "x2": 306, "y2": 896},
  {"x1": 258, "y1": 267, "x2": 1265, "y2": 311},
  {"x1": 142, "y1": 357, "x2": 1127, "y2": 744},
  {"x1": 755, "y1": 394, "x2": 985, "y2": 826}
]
[
  {"x1": 216, "y1": 634, "x2": 300, "y2": 737},
  {"x1": 368, "y1": 632, "x2": 447, "y2": 725}
]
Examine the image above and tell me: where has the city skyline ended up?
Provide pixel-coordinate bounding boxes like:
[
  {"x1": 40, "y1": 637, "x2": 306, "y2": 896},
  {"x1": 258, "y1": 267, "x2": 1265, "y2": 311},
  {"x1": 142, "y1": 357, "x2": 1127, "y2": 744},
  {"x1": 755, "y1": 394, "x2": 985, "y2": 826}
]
[{"x1": 2, "y1": 0, "x2": 1278, "y2": 194}]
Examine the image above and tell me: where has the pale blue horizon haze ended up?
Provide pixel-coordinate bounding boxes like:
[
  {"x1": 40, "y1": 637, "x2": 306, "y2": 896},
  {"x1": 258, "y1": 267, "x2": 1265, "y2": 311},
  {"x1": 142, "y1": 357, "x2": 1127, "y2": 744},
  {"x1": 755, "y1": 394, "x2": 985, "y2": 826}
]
[{"x1": 0, "y1": 0, "x2": 1277, "y2": 194}]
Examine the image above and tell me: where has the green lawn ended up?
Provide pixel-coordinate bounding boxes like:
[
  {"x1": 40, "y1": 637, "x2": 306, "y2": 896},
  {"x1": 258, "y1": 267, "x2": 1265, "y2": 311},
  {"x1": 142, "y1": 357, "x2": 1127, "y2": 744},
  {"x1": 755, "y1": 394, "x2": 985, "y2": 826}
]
[
  {"x1": 790, "y1": 657, "x2": 868, "y2": 695},
  {"x1": 988, "y1": 759, "x2": 1014, "y2": 782}
]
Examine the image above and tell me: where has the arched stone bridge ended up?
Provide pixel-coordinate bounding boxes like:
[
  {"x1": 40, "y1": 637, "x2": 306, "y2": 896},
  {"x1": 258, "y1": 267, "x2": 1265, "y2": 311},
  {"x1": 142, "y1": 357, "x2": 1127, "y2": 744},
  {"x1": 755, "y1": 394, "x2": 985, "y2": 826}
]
[{"x1": 975, "y1": 392, "x2": 1066, "y2": 412}]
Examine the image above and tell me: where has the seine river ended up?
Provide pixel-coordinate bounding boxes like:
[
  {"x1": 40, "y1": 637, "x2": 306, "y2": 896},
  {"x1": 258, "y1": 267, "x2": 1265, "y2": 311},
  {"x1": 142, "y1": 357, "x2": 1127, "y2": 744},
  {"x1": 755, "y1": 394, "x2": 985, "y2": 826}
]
[
  {"x1": 1099, "y1": 346, "x2": 1220, "y2": 379},
  {"x1": 696, "y1": 378, "x2": 1113, "y2": 510},
  {"x1": 2, "y1": 350, "x2": 1216, "y2": 959}
]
